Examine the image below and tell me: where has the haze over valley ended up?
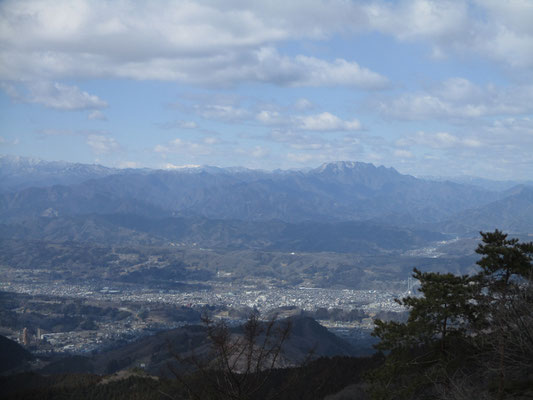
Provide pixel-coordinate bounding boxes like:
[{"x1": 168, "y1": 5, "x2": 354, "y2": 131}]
[
  {"x1": 1, "y1": 156, "x2": 532, "y2": 366},
  {"x1": 1, "y1": 1, "x2": 533, "y2": 398}
]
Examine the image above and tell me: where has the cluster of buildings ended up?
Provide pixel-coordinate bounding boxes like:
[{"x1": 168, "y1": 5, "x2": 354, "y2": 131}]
[
  {"x1": 3, "y1": 276, "x2": 410, "y2": 354},
  {"x1": 3, "y1": 280, "x2": 407, "y2": 317}
]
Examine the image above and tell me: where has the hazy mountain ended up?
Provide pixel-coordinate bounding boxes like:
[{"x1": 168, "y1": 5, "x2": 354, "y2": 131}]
[
  {"x1": 0, "y1": 155, "x2": 125, "y2": 193},
  {"x1": 0, "y1": 160, "x2": 501, "y2": 225},
  {"x1": 419, "y1": 174, "x2": 533, "y2": 192},
  {"x1": 0, "y1": 215, "x2": 165, "y2": 246},
  {"x1": 0, "y1": 214, "x2": 445, "y2": 253},
  {"x1": 437, "y1": 186, "x2": 533, "y2": 235}
]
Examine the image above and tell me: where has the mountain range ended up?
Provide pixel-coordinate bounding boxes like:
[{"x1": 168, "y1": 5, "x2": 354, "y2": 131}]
[{"x1": 1, "y1": 156, "x2": 532, "y2": 246}]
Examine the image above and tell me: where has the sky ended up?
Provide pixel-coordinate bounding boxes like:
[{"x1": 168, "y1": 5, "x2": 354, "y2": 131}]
[{"x1": 1, "y1": 0, "x2": 533, "y2": 180}]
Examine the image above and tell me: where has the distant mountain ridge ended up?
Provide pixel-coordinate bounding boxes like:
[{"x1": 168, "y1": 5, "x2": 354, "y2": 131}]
[
  {"x1": 0, "y1": 155, "x2": 125, "y2": 192},
  {"x1": 0, "y1": 158, "x2": 501, "y2": 223},
  {"x1": 436, "y1": 186, "x2": 533, "y2": 235},
  {"x1": 1, "y1": 157, "x2": 532, "y2": 235},
  {"x1": 419, "y1": 174, "x2": 533, "y2": 192}
]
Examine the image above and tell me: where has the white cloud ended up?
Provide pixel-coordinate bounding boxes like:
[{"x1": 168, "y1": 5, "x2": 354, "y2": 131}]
[
  {"x1": 157, "y1": 120, "x2": 199, "y2": 130},
  {"x1": 38, "y1": 128, "x2": 110, "y2": 137},
  {"x1": 195, "y1": 101, "x2": 363, "y2": 132},
  {"x1": 119, "y1": 161, "x2": 140, "y2": 168},
  {"x1": 294, "y1": 98, "x2": 313, "y2": 110},
  {"x1": 180, "y1": 121, "x2": 198, "y2": 129},
  {"x1": 249, "y1": 146, "x2": 270, "y2": 158},
  {"x1": 203, "y1": 136, "x2": 219, "y2": 145},
  {"x1": 290, "y1": 142, "x2": 329, "y2": 151},
  {"x1": 471, "y1": 0, "x2": 533, "y2": 69},
  {"x1": 195, "y1": 104, "x2": 250, "y2": 122},
  {"x1": 388, "y1": 117, "x2": 533, "y2": 179},
  {"x1": 1, "y1": 0, "x2": 532, "y2": 92},
  {"x1": 0, "y1": 0, "x2": 388, "y2": 88},
  {"x1": 88, "y1": 110, "x2": 107, "y2": 120},
  {"x1": 380, "y1": 78, "x2": 533, "y2": 120},
  {"x1": 154, "y1": 144, "x2": 167, "y2": 153},
  {"x1": 365, "y1": 0, "x2": 469, "y2": 41},
  {"x1": 0, "y1": 135, "x2": 18, "y2": 145},
  {"x1": 397, "y1": 131, "x2": 483, "y2": 149},
  {"x1": 482, "y1": 117, "x2": 533, "y2": 151},
  {"x1": 363, "y1": 0, "x2": 533, "y2": 70},
  {"x1": 87, "y1": 134, "x2": 119, "y2": 154},
  {"x1": 154, "y1": 138, "x2": 214, "y2": 156},
  {"x1": 29, "y1": 81, "x2": 107, "y2": 110},
  {"x1": 297, "y1": 112, "x2": 361, "y2": 131},
  {"x1": 164, "y1": 163, "x2": 201, "y2": 170},
  {"x1": 394, "y1": 149, "x2": 414, "y2": 158},
  {"x1": 2, "y1": 81, "x2": 107, "y2": 111},
  {"x1": 266, "y1": 130, "x2": 314, "y2": 145},
  {"x1": 0, "y1": 82, "x2": 21, "y2": 100},
  {"x1": 95, "y1": 47, "x2": 389, "y2": 88},
  {"x1": 489, "y1": 117, "x2": 533, "y2": 133},
  {"x1": 287, "y1": 153, "x2": 318, "y2": 163},
  {"x1": 256, "y1": 110, "x2": 286, "y2": 125},
  {"x1": 265, "y1": 129, "x2": 369, "y2": 159},
  {"x1": 253, "y1": 48, "x2": 388, "y2": 88},
  {"x1": 38, "y1": 128, "x2": 77, "y2": 136}
]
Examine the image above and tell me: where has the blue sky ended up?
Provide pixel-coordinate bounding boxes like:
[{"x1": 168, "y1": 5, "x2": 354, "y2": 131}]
[{"x1": 1, "y1": 0, "x2": 533, "y2": 179}]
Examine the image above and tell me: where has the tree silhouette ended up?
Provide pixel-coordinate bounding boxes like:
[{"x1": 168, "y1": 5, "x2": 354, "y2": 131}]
[
  {"x1": 167, "y1": 312, "x2": 295, "y2": 400},
  {"x1": 369, "y1": 230, "x2": 533, "y2": 400}
]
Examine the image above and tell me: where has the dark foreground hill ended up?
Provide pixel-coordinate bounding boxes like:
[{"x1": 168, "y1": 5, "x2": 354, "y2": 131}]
[
  {"x1": 0, "y1": 354, "x2": 384, "y2": 400},
  {"x1": 0, "y1": 335, "x2": 33, "y2": 374},
  {"x1": 38, "y1": 316, "x2": 358, "y2": 377}
]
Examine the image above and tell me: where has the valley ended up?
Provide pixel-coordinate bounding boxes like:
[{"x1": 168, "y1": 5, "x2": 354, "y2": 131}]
[{"x1": 1, "y1": 157, "x2": 531, "y2": 397}]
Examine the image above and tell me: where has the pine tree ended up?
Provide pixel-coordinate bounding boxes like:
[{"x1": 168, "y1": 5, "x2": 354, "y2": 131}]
[
  {"x1": 474, "y1": 230, "x2": 533, "y2": 399},
  {"x1": 476, "y1": 229, "x2": 533, "y2": 291},
  {"x1": 368, "y1": 230, "x2": 533, "y2": 400},
  {"x1": 370, "y1": 269, "x2": 479, "y2": 399}
]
